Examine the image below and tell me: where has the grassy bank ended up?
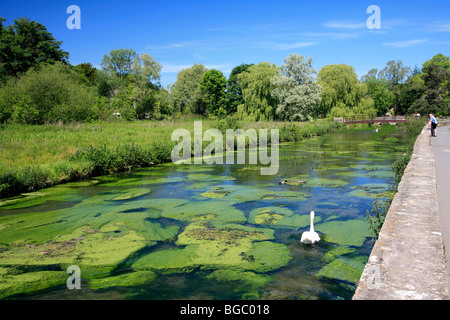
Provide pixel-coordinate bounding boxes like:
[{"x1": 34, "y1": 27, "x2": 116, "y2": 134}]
[{"x1": 0, "y1": 119, "x2": 343, "y2": 199}]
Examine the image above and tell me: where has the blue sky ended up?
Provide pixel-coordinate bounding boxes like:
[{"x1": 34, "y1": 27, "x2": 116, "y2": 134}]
[{"x1": 1, "y1": 0, "x2": 450, "y2": 88}]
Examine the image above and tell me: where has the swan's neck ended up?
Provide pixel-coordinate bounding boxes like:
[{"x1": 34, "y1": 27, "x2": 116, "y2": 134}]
[{"x1": 310, "y1": 212, "x2": 315, "y2": 232}]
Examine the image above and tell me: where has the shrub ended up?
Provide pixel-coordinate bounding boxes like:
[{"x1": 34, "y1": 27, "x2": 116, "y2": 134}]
[
  {"x1": 0, "y1": 62, "x2": 98, "y2": 124},
  {"x1": 215, "y1": 114, "x2": 240, "y2": 133}
]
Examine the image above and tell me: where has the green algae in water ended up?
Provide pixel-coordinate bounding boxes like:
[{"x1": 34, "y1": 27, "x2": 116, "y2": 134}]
[
  {"x1": 281, "y1": 176, "x2": 348, "y2": 188},
  {"x1": 0, "y1": 186, "x2": 84, "y2": 210},
  {"x1": 88, "y1": 270, "x2": 158, "y2": 290},
  {"x1": 316, "y1": 256, "x2": 367, "y2": 284},
  {"x1": 0, "y1": 267, "x2": 66, "y2": 299},
  {"x1": 133, "y1": 221, "x2": 291, "y2": 273},
  {"x1": 161, "y1": 200, "x2": 246, "y2": 223},
  {"x1": 186, "y1": 173, "x2": 236, "y2": 181},
  {"x1": 315, "y1": 219, "x2": 371, "y2": 247},
  {"x1": 111, "y1": 188, "x2": 151, "y2": 200},
  {"x1": 184, "y1": 181, "x2": 222, "y2": 190},
  {"x1": 248, "y1": 206, "x2": 318, "y2": 229},
  {"x1": 200, "y1": 190, "x2": 230, "y2": 199},
  {"x1": 316, "y1": 243, "x2": 368, "y2": 284},
  {"x1": 195, "y1": 184, "x2": 308, "y2": 203},
  {"x1": 349, "y1": 183, "x2": 393, "y2": 199},
  {"x1": 0, "y1": 126, "x2": 407, "y2": 299},
  {"x1": 0, "y1": 223, "x2": 149, "y2": 275},
  {"x1": 207, "y1": 269, "x2": 272, "y2": 299}
]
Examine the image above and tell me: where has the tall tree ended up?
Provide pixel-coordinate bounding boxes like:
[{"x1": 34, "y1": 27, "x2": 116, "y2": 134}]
[
  {"x1": 101, "y1": 49, "x2": 138, "y2": 78},
  {"x1": 73, "y1": 63, "x2": 98, "y2": 86},
  {"x1": 318, "y1": 64, "x2": 374, "y2": 117},
  {"x1": 171, "y1": 63, "x2": 208, "y2": 114},
  {"x1": 395, "y1": 75, "x2": 425, "y2": 115},
  {"x1": 0, "y1": 17, "x2": 69, "y2": 82},
  {"x1": 271, "y1": 54, "x2": 322, "y2": 121},
  {"x1": 200, "y1": 69, "x2": 227, "y2": 116},
  {"x1": 422, "y1": 53, "x2": 450, "y2": 71},
  {"x1": 378, "y1": 60, "x2": 411, "y2": 88},
  {"x1": 237, "y1": 62, "x2": 278, "y2": 121},
  {"x1": 132, "y1": 53, "x2": 162, "y2": 84},
  {"x1": 361, "y1": 68, "x2": 394, "y2": 115},
  {"x1": 409, "y1": 54, "x2": 450, "y2": 116},
  {"x1": 226, "y1": 63, "x2": 253, "y2": 114}
]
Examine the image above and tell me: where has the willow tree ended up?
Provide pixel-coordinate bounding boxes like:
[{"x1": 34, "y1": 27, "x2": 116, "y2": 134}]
[
  {"x1": 237, "y1": 62, "x2": 278, "y2": 121},
  {"x1": 271, "y1": 54, "x2": 322, "y2": 121},
  {"x1": 318, "y1": 64, "x2": 375, "y2": 117}
]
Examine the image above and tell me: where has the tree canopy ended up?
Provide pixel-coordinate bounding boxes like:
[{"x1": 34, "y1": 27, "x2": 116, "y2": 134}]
[
  {"x1": 200, "y1": 69, "x2": 227, "y2": 116},
  {"x1": 271, "y1": 54, "x2": 322, "y2": 121},
  {"x1": 1, "y1": 16, "x2": 450, "y2": 124},
  {"x1": 171, "y1": 63, "x2": 208, "y2": 114},
  {"x1": 0, "y1": 17, "x2": 68, "y2": 83},
  {"x1": 226, "y1": 63, "x2": 253, "y2": 114},
  {"x1": 237, "y1": 62, "x2": 278, "y2": 121},
  {"x1": 318, "y1": 64, "x2": 374, "y2": 117}
]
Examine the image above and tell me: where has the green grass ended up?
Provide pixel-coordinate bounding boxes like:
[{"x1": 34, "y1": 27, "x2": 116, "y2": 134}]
[{"x1": 0, "y1": 119, "x2": 343, "y2": 199}]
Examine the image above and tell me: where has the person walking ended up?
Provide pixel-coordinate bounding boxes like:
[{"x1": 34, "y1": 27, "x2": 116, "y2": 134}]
[{"x1": 430, "y1": 114, "x2": 438, "y2": 137}]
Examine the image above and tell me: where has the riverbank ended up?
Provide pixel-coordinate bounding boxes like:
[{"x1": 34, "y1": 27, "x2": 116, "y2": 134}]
[
  {"x1": 353, "y1": 124, "x2": 449, "y2": 300},
  {"x1": 0, "y1": 119, "x2": 342, "y2": 200}
]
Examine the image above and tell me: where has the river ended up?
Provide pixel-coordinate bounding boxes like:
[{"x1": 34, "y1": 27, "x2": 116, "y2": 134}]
[{"x1": 0, "y1": 127, "x2": 407, "y2": 300}]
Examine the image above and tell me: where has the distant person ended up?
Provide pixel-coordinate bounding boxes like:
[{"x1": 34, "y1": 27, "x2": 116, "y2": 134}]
[{"x1": 429, "y1": 114, "x2": 437, "y2": 137}]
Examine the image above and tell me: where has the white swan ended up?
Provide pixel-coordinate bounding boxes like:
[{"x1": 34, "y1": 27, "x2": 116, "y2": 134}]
[{"x1": 301, "y1": 211, "x2": 320, "y2": 244}]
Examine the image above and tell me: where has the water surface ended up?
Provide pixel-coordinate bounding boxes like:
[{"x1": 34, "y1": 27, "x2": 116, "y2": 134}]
[{"x1": 0, "y1": 128, "x2": 407, "y2": 300}]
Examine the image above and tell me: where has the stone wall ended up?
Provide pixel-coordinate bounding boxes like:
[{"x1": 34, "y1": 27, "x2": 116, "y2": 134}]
[{"x1": 353, "y1": 126, "x2": 449, "y2": 300}]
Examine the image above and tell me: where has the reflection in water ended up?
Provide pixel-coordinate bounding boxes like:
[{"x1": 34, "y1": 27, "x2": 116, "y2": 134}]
[{"x1": 0, "y1": 128, "x2": 407, "y2": 300}]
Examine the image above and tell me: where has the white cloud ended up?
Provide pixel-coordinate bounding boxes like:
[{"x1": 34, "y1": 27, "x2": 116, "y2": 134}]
[
  {"x1": 146, "y1": 41, "x2": 202, "y2": 51},
  {"x1": 161, "y1": 63, "x2": 193, "y2": 73},
  {"x1": 427, "y1": 22, "x2": 450, "y2": 32},
  {"x1": 256, "y1": 41, "x2": 316, "y2": 50},
  {"x1": 322, "y1": 20, "x2": 366, "y2": 30},
  {"x1": 383, "y1": 39, "x2": 427, "y2": 48},
  {"x1": 302, "y1": 31, "x2": 360, "y2": 40}
]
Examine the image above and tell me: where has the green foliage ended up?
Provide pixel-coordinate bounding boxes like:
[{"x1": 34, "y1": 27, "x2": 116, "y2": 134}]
[
  {"x1": 132, "y1": 53, "x2": 162, "y2": 84},
  {"x1": 69, "y1": 142, "x2": 173, "y2": 176},
  {"x1": 215, "y1": 114, "x2": 240, "y2": 133},
  {"x1": 237, "y1": 62, "x2": 278, "y2": 121},
  {"x1": 271, "y1": 54, "x2": 322, "y2": 121},
  {"x1": 226, "y1": 63, "x2": 253, "y2": 114},
  {"x1": 366, "y1": 198, "x2": 390, "y2": 240},
  {"x1": 318, "y1": 64, "x2": 374, "y2": 117},
  {"x1": 422, "y1": 53, "x2": 450, "y2": 72},
  {"x1": 395, "y1": 75, "x2": 425, "y2": 115},
  {"x1": 99, "y1": 49, "x2": 163, "y2": 120},
  {"x1": 171, "y1": 63, "x2": 208, "y2": 114},
  {"x1": 73, "y1": 63, "x2": 98, "y2": 86},
  {"x1": 409, "y1": 54, "x2": 450, "y2": 116},
  {"x1": 101, "y1": 48, "x2": 137, "y2": 78},
  {"x1": 363, "y1": 74, "x2": 394, "y2": 115},
  {"x1": 200, "y1": 69, "x2": 227, "y2": 116},
  {"x1": 378, "y1": 60, "x2": 411, "y2": 88},
  {"x1": 0, "y1": 17, "x2": 68, "y2": 82},
  {"x1": 278, "y1": 120, "x2": 341, "y2": 142},
  {"x1": 392, "y1": 116, "x2": 427, "y2": 187},
  {"x1": 0, "y1": 62, "x2": 98, "y2": 124}
]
